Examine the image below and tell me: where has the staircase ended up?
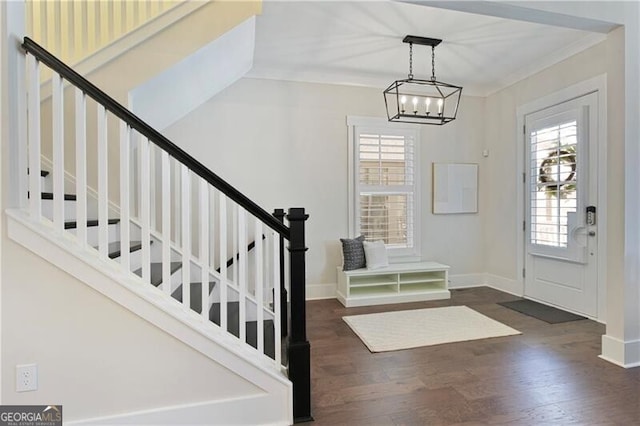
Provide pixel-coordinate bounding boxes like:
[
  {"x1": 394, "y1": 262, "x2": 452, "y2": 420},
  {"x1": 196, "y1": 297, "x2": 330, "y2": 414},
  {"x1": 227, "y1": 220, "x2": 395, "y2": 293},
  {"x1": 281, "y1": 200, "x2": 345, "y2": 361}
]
[
  {"x1": 34, "y1": 168, "x2": 278, "y2": 358},
  {"x1": 6, "y1": 36, "x2": 311, "y2": 424}
]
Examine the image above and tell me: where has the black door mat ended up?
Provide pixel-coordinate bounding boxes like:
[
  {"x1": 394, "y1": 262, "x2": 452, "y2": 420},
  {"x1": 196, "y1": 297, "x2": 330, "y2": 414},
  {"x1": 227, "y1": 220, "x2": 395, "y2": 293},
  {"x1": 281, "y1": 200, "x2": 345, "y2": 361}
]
[{"x1": 498, "y1": 299, "x2": 587, "y2": 324}]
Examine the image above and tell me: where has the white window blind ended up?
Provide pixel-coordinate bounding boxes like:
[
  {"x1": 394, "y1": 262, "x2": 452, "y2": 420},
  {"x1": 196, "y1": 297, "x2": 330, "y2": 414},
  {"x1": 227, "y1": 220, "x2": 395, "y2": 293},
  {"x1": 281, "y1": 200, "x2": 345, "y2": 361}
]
[
  {"x1": 530, "y1": 120, "x2": 578, "y2": 248},
  {"x1": 355, "y1": 128, "x2": 417, "y2": 253}
]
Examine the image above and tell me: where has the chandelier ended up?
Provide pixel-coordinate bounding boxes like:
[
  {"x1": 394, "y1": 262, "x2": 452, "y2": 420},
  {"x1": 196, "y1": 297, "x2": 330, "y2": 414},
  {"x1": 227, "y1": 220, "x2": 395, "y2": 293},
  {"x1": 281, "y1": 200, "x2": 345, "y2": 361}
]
[{"x1": 383, "y1": 36, "x2": 462, "y2": 125}]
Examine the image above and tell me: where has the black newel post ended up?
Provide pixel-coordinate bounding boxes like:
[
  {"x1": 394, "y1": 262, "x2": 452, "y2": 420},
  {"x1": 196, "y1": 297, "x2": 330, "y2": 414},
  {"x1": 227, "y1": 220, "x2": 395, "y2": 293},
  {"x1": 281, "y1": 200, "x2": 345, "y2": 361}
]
[
  {"x1": 273, "y1": 208, "x2": 288, "y2": 337},
  {"x1": 286, "y1": 207, "x2": 312, "y2": 423}
]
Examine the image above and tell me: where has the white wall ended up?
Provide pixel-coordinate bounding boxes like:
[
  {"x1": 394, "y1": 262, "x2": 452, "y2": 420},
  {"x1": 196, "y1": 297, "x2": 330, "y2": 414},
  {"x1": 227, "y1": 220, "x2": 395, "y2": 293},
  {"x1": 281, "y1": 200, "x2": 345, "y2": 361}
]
[
  {"x1": 164, "y1": 78, "x2": 486, "y2": 297},
  {"x1": 0, "y1": 239, "x2": 261, "y2": 421},
  {"x1": 482, "y1": 29, "x2": 633, "y2": 362},
  {"x1": 483, "y1": 37, "x2": 622, "y2": 283},
  {"x1": 498, "y1": 0, "x2": 640, "y2": 369}
]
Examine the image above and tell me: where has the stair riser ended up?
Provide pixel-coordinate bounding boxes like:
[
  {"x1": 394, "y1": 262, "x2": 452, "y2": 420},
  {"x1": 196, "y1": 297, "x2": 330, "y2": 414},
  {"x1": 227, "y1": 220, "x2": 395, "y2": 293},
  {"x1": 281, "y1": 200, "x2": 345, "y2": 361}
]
[
  {"x1": 41, "y1": 199, "x2": 99, "y2": 222},
  {"x1": 40, "y1": 175, "x2": 50, "y2": 192},
  {"x1": 41, "y1": 199, "x2": 79, "y2": 221},
  {"x1": 67, "y1": 223, "x2": 120, "y2": 247},
  {"x1": 113, "y1": 245, "x2": 144, "y2": 272}
]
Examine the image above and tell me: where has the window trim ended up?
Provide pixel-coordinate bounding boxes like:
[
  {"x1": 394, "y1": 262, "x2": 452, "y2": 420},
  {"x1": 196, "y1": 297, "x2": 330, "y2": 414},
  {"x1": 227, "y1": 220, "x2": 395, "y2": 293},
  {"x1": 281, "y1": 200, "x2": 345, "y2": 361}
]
[{"x1": 347, "y1": 116, "x2": 421, "y2": 261}]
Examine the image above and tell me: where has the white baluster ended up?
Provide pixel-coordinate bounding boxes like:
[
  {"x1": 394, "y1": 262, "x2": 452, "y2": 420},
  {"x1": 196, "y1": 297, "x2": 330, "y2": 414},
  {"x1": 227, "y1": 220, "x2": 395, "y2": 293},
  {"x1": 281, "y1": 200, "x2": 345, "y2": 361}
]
[
  {"x1": 181, "y1": 165, "x2": 191, "y2": 310},
  {"x1": 51, "y1": 2, "x2": 61, "y2": 58},
  {"x1": 232, "y1": 203, "x2": 238, "y2": 284},
  {"x1": 272, "y1": 231, "x2": 281, "y2": 366},
  {"x1": 40, "y1": 2, "x2": 49, "y2": 52},
  {"x1": 97, "y1": 104, "x2": 108, "y2": 258},
  {"x1": 173, "y1": 160, "x2": 181, "y2": 244},
  {"x1": 86, "y1": 1, "x2": 96, "y2": 53},
  {"x1": 255, "y1": 218, "x2": 264, "y2": 354},
  {"x1": 27, "y1": 55, "x2": 42, "y2": 221},
  {"x1": 78, "y1": 2, "x2": 90, "y2": 58},
  {"x1": 149, "y1": 143, "x2": 157, "y2": 232},
  {"x1": 113, "y1": 0, "x2": 124, "y2": 39},
  {"x1": 219, "y1": 194, "x2": 228, "y2": 332},
  {"x1": 99, "y1": 1, "x2": 110, "y2": 46},
  {"x1": 149, "y1": 0, "x2": 159, "y2": 17},
  {"x1": 119, "y1": 121, "x2": 130, "y2": 271},
  {"x1": 52, "y1": 72, "x2": 64, "y2": 232},
  {"x1": 161, "y1": 151, "x2": 171, "y2": 295},
  {"x1": 68, "y1": 1, "x2": 77, "y2": 60},
  {"x1": 200, "y1": 178, "x2": 210, "y2": 320},
  {"x1": 209, "y1": 189, "x2": 215, "y2": 271},
  {"x1": 140, "y1": 136, "x2": 151, "y2": 283},
  {"x1": 125, "y1": 0, "x2": 135, "y2": 32},
  {"x1": 238, "y1": 208, "x2": 247, "y2": 342},
  {"x1": 75, "y1": 88, "x2": 87, "y2": 248},
  {"x1": 59, "y1": 0, "x2": 69, "y2": 62}
]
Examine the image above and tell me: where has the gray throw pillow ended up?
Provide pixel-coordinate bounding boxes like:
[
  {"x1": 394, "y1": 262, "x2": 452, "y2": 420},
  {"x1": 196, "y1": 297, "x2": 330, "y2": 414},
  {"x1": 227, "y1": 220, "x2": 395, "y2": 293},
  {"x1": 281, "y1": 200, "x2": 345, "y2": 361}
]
[{"x1": 340, "y1": 235, "x2": 366, "y2": 271}]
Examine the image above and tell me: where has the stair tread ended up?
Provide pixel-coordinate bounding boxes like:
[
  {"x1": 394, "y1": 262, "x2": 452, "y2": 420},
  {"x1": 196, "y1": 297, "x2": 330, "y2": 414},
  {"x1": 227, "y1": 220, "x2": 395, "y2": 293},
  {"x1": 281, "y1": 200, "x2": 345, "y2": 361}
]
[
  {"x1": 26, "y1": 169, "x2": 49, "y2": 177},
  {"x1": 171, "y1": 281, "x2": 217, "y2": 312},
  {"x1": 134, "y1": 262, "x2": 182, "y2": 287},
  {"x1": 99, "y1": 241, "x2": 144, "y2": 259},
  {"x1": 209, "y1": 301, "x2": 276, "y2": 358},
  {"x1": 64, "y1": 218, "x2": 120, "y2": 229},
  {"x1": 41, "y1": 192, "x2": 77, "y2": 201}
]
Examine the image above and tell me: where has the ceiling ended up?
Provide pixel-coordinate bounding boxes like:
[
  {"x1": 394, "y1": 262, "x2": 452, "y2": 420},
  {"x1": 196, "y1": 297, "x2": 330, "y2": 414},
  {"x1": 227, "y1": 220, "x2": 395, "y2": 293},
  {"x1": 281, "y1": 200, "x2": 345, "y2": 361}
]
[{"x1": 246, "y1": 0, "x2": 609, "y2": 97}]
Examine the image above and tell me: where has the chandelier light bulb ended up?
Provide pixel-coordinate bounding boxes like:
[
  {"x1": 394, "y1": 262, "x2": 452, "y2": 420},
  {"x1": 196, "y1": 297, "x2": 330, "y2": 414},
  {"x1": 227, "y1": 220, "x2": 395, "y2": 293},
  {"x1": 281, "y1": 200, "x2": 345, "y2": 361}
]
[
  {"x1": 400, "y1": 96, "x2": 406, "y2": 113},
  {"x1": 412, "y1": 97, "x2": 418, "y2": 114},
  {"x1": 425, "y1": 97, "x2": 431, "y2": 114},
  {"x1": 438, "y1": 98, "x2": 444, "y2": 115}
]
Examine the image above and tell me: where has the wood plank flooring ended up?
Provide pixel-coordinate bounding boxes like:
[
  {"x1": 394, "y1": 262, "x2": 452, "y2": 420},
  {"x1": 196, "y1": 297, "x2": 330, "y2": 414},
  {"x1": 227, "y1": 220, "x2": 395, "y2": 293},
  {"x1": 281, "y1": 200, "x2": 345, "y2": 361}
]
[{"x1": 305, "y1": 287, "x2": 640, "y2": 425}]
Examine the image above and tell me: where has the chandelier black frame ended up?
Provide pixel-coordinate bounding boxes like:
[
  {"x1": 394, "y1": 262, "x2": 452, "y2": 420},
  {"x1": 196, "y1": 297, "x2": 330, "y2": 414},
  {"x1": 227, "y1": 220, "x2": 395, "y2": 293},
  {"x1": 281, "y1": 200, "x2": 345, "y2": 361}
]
[{"x1": 383, "y1": 35, "x2": 462, "y2": 125}]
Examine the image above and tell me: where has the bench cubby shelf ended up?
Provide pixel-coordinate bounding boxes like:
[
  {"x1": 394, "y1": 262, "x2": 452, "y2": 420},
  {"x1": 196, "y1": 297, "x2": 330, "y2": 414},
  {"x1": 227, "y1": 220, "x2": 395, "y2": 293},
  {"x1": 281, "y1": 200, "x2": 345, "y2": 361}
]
[{"x1": 336, "y1": 261, "x2": 450, "y2": 307}]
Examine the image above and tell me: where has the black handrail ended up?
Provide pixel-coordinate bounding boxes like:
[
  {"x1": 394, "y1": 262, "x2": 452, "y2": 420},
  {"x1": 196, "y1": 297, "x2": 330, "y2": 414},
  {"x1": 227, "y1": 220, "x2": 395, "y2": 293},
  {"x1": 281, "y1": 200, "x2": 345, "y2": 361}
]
[
  {"x1": 22, "y1": 37, "x2": 289, "y2": 239},
  {"x1": 216, "y1": 235, "x2": 266, "y2": 273}
]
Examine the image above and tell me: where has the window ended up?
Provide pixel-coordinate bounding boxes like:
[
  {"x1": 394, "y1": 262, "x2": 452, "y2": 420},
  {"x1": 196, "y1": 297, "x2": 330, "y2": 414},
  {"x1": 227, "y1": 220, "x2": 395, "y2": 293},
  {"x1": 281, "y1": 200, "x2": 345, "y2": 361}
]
[
  {"x1": 530, "y1": 120, "x2": 578, "y2": 249},
  {"x1": 348, "y1": 117, "x2": 420, "y2": 260}
]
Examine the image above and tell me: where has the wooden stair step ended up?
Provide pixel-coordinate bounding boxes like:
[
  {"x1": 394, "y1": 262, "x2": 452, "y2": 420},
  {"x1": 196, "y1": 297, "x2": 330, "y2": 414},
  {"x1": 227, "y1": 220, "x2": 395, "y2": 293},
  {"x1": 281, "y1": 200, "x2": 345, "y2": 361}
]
[{"x1": 64, "y1": 218, "x2": 120, "y2": 229}]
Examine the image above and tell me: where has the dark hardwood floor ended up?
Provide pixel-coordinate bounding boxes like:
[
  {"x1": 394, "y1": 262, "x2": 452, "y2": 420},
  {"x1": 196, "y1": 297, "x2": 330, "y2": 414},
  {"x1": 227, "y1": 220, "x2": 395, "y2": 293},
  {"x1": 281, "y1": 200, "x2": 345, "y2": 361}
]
[{"x1": 305, "y1": 287, "x2": 640, "y2": 425}]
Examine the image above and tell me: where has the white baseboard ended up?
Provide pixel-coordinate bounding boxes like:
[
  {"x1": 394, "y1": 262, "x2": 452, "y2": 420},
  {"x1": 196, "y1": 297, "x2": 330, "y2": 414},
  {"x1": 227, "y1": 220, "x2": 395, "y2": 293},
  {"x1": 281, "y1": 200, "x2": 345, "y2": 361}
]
[
  {"x1": 484, "y1": 273, "x2": 523, "y2": 297},
  {"x1": 600, "y1": 334, "x2": 640, "y2": 368},
  {"x1": 448, "y1": 273, "x2": 485, "y2": 289},
  {"x1": 306, "y1": 282, "x2": 337, "y2": 300},
  {"x1": 69, "y1": 393, "x2": 289, "y2": 425}
]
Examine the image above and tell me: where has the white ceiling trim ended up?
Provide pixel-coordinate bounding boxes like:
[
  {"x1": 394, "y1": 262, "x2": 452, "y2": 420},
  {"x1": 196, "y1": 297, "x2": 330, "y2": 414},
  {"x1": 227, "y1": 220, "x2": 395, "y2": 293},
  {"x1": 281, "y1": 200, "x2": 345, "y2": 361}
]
[{"x1": 403, "y1": 0, "x2": 619, "y2": 33}]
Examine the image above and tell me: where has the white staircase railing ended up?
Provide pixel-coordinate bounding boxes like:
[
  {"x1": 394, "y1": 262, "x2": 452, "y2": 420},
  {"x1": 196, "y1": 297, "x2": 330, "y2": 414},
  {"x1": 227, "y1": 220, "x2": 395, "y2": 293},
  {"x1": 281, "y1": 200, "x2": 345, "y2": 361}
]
[
  {"x1": 22, "y1": 37, "x2": 287, "y2": 368},
  {"x1": 26, "y1": 0, "x2": 181, "y2": 68}
]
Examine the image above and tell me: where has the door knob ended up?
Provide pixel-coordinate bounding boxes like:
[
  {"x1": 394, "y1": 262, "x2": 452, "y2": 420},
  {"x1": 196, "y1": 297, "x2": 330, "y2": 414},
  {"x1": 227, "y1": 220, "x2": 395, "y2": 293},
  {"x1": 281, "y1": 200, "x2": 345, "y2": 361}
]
[{"x1": 588, "y1": 231, "x2": 596, "y2": 237}]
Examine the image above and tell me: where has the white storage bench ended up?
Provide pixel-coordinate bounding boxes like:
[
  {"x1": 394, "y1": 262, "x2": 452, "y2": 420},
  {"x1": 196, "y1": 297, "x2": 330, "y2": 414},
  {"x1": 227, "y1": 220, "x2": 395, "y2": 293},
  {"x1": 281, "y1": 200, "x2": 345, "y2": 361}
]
[{"x1": 336, "y1": 261, "x2": 450, "y2": 308}]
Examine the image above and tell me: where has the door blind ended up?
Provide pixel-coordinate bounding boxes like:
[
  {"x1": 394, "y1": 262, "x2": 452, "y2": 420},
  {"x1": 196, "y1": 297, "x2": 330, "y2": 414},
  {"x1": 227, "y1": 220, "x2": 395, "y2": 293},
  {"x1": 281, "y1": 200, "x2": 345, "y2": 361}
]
[{"x1": 530, "y1": 120, "x2": 578, "y2": 248}]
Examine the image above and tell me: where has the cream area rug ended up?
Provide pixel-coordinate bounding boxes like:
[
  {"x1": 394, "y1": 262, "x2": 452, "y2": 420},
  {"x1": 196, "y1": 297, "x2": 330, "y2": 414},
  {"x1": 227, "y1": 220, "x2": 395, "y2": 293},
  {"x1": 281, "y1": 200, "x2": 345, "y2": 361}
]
[{"x1": 343, "y1": 305, "x2": 521, "y2": 352}]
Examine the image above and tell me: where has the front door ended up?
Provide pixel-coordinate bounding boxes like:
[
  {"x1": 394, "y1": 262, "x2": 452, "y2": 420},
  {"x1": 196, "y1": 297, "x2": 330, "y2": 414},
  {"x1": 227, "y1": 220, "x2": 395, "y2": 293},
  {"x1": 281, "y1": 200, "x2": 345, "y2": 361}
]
[{"x1": 524, "y1": 92, "x2": 598, "y2": 317}]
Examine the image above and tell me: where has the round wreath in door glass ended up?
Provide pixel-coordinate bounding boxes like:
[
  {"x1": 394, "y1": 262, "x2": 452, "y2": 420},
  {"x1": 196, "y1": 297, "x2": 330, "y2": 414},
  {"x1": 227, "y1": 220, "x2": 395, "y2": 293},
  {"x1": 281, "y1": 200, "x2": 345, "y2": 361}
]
[{"x1": 538, "y1": 149, "x2": 576, "y2": 197}]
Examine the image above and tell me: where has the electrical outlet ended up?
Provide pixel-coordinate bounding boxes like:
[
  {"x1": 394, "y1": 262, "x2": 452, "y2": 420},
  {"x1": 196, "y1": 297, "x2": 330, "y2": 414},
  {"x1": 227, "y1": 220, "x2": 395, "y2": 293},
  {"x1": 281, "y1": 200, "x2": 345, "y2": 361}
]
[{"x1": 16, "y1": 364, "x2": 38, "y2": 392}]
